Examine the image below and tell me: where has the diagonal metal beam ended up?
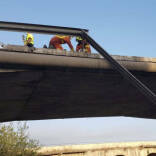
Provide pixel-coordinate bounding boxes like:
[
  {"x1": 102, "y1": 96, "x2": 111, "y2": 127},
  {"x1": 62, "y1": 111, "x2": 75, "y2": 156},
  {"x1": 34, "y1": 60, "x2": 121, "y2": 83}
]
[
  {"x1": 81, "y1": 31, "x2": 156, "y2": 105},
  {"x1": 0, "y1": 21, "x2": 88, "y2": 36}
]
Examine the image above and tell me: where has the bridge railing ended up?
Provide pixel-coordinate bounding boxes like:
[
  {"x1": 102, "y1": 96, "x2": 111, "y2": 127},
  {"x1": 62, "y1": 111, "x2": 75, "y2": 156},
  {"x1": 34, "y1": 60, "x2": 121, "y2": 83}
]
[
  {"x1": 0, "y1": 21, "x2": 88, "y2": 36},
  {"x1": 0, "y1": 21, "x2": 156, "y2": 105}
]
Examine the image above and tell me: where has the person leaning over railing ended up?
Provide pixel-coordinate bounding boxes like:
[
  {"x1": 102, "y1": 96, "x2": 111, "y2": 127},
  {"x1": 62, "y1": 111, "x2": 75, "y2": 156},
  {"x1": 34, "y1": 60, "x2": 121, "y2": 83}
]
[
  {"x1": 22, "y1": 33, "x2": 34, "y2": 47},
  {"x1": 49, "y1": 35, "x2": 74, "y2": 51}
]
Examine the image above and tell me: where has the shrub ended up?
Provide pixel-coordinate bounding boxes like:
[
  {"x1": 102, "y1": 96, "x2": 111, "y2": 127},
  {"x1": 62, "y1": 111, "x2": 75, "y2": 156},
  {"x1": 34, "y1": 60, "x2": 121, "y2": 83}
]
[{"x1": 0, "y1": 122, "x2": 40, "y2": 156}]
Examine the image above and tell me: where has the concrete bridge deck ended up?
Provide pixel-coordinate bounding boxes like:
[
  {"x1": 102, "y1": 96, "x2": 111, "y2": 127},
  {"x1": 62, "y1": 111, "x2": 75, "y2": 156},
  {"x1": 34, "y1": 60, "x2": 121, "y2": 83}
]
[{"x1": 0, "y1": 45, "x2": 156, "y2": 122}]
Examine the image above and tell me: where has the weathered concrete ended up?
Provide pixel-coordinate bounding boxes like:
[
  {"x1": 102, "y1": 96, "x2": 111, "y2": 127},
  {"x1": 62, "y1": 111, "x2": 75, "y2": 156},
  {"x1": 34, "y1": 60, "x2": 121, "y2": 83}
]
[
  {"x1": 38, "y1": 142, "x2": 156, "y2": 156},
  {"x1": 2, "y1": 45, "x2": 156, "y2": 72},
  {"x1": 0, "y1": 45, "x2": 156, "y2": 122}
]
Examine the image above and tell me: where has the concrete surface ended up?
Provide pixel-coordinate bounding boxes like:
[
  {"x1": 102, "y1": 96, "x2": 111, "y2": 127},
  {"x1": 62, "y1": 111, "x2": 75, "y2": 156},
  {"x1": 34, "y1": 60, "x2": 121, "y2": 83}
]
[{"x1": 0, "y1": 45, "x2": 156, "y2": 122}]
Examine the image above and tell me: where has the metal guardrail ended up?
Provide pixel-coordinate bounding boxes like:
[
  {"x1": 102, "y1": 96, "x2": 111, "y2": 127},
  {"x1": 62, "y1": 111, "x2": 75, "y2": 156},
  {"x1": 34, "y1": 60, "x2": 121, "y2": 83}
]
[
  {"x1": 0, "y1": 21, "x2": 88, "y2": 36},
  {"x1": 0, "y1": 21, "x2": 156, "y2": 105}
]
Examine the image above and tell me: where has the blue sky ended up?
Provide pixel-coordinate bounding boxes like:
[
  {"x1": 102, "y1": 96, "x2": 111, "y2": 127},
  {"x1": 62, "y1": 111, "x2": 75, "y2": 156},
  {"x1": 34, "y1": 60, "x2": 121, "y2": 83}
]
[{"x1": 1, "y1": 0, "x2": 156, "y2": 146}]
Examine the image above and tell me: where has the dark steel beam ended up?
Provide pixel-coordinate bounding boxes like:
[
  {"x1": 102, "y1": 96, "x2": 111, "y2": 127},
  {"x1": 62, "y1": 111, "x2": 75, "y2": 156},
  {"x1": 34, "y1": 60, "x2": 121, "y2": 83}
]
[
  {"x1": 81, "y1": 31, "x2": 156, "y2": 105},
  {"x1": 0, "y1": 21, "x2": 88, "y2": 36}
]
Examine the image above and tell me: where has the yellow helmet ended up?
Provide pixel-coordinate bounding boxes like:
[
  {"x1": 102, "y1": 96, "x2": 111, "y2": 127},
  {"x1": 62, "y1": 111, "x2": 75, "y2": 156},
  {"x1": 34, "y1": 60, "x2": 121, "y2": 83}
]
[
  {"x1": 27, "y1": 33, "x2": 33, "y2": 39},
  {"x1": 76, "y1": 36, "x2": 83, "y2": 41}
]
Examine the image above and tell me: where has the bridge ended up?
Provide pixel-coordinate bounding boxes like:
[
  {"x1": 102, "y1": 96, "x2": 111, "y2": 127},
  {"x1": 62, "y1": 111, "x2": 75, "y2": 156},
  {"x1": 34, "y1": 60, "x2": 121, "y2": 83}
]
[
  {"x1": 0, "y1": 21, "x2": 156, "y2": 122},
  {"x1": 0, "y1": 45, "x2": 156, "y2": 122}
]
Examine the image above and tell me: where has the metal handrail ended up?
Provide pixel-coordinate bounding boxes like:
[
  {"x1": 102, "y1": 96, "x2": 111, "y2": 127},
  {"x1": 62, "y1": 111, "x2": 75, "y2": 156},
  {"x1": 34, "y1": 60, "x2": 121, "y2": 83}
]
[{"x1": 0, "y1": 21, "x2": 88, "y2": 35}]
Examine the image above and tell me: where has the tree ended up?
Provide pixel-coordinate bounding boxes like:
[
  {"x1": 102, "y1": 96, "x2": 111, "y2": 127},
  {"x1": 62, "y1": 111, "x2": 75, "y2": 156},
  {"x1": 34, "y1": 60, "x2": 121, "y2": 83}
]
[{"x1": 0, "y1": 122, "x2": 40, "y2": 156}]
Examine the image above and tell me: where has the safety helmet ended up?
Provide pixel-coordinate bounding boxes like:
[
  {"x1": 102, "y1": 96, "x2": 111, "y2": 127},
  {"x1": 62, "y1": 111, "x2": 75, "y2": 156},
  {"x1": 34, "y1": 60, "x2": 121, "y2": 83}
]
[
  {"x1": 76, "y1": 36, "x2": 83, "y2": 41},
  {"x1": 27, "y1": 32, "x2": 32, "y2": 36},
  {"x1": 26, "y1": 33, "x2": 33, "y2": 39}
]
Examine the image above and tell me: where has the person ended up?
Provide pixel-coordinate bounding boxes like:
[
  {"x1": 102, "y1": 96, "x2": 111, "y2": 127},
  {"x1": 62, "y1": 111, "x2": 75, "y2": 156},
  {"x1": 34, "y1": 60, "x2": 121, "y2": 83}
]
[
  {"x1": 49, "y1": 35, "x2": 74, "y2": 51},
  {"x1": 76, "y1": 36, "x2": 91, "y2": 54},
  {"x1": 22, "y1": 33, "x2": 34, "y2": 47}
]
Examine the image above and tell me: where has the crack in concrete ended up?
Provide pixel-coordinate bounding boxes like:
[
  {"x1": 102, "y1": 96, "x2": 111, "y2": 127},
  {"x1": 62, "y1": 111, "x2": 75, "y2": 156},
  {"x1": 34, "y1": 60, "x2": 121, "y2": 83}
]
[{"x1": 16, "y1": 71, "x2": 46, "y2": 120}]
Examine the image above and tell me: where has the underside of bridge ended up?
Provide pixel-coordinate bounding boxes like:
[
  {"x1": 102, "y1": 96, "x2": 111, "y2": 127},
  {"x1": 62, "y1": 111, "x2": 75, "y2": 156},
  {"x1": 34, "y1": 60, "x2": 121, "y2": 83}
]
[{"x1": 0, "y1": 45, "x2": 156, "y2": 122}]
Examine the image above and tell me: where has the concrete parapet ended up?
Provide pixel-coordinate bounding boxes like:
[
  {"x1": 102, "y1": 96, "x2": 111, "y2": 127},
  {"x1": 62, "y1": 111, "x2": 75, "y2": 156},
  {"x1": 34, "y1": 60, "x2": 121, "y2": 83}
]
[
  {"x1": 1, "y1": 45, "x2": 156, "y2": 72},
  {"x1": 38, "y1": 142, "x2": 156, "y2": 156}
]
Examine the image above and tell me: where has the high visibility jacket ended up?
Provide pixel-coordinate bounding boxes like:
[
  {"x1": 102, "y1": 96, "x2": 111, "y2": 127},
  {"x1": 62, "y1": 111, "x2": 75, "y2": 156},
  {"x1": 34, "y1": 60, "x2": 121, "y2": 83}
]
[
  {"x1": 56, "y1": 35, "x2": 67, "y2": 39},
  {"x1": 25, "y1": 33, "x2": 34, "y2": 45},
  {"x1": 76, "y1": 43, "x2": 91, "y2": 53},
  {"x1": 84, "y1": 44, "x2": 91, "y2": 53}
]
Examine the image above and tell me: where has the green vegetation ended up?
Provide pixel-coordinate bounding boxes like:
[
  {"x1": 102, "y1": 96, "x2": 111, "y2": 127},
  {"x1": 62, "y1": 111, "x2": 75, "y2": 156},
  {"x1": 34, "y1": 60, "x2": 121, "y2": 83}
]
[{"x1": 0, "y1": 122, "x2": 40, "y2": 156}]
